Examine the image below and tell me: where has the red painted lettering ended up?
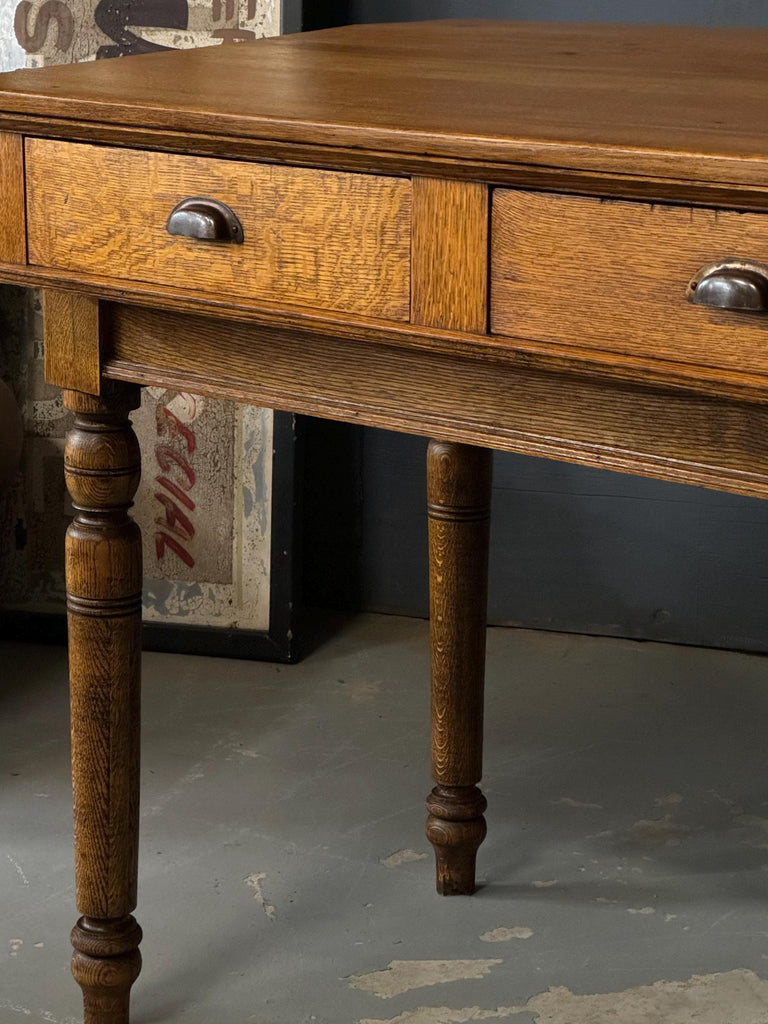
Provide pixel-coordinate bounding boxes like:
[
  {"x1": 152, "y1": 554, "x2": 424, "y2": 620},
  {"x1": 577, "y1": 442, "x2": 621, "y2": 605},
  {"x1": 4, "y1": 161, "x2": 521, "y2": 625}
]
[
  {"x1": 156, "y1": 444, "x2": 195, "y2": 489},
  {"x1": 154, "y1": 493, "x2": 195, "y2": 541},
  {"x1": 156, "y1": 406, "x2": 196, "y2": 454},
  {"x1": 155, "y1": 531, "x2": 195, "y2": 568},
  {"x1": 156, "y1": 475, "x2": 195, "y2": 511}
]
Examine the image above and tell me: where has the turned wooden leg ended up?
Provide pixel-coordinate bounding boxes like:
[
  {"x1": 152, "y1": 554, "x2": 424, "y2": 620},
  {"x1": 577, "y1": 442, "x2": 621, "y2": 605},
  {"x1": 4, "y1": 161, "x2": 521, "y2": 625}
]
[
  {"x1": 426, "y1": 439, "x2": 492, "y2": 895},
  {"x1": 64, "y1": 384, "x2": 143, "y2": 1024}
]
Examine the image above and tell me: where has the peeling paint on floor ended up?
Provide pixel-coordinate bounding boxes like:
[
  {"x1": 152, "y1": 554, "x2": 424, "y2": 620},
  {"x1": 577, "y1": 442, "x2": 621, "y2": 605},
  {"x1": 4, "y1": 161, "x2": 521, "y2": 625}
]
[
  {"x1": 358, "y1": 969, "x2": 768, "y2": 1024},
  {"x1": 626, "y1": 907, "x2": 655, "y2": 915},
  {"x1": 6, "y1": 854, "x2": 29, "y2": 887},
  {"x1": 359, "y1": 1009, "x2": 520, "y2": 1024},
  {"x1": 625, "y1": 815, "x2": 690, "y2": 846},
  {"x1": 0, "y1": 1002, "x2": 79, "y2": 1024},
  {"x1": 10, "y1": 621, "x2": 768, "y2": 1020},
  {"x1": 654, "y1": 793, "x2": 683, "y2": 807},
  {"x1": 381, "y1": 849, "x2": 429, "y2": 868},
  {"x1": 519, "y1": 968, "x2": 768, "y2": 1023},
  {"x1": 553, "y1": 797, "x2": 603, "y2": 810},
  {"x1": 244, "y1": 872, "x2": 276, "y2": 921},
  {"x1": 479, "y1": 928, "x2": 533, "y2": 942},
  {"x1": 348, "y1": 961, "x2": 503, "y2": 999},
  {"x1": 0, "y1": 1003, "x2": 33, "y2": 1018}
]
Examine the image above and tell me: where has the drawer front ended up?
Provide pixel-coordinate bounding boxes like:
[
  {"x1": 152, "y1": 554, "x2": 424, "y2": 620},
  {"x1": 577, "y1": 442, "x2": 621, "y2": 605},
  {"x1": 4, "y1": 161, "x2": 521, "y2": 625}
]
[
  {"x1": 26, "y1": 139, "x2": 411, "y2": 321},
  {"x1": 491, "y1": 189, "x2": 768, "y2": 375}
]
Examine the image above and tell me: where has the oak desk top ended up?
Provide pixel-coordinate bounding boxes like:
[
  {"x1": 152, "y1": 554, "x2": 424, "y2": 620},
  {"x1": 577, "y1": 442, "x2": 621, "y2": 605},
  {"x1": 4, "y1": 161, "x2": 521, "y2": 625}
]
[{"x1": 1, "y1": 19, "x2": 768, "y2": 188}]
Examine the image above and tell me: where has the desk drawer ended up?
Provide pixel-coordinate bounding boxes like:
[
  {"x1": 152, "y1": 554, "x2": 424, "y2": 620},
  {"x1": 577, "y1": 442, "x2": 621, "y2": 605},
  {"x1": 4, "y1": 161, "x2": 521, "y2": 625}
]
[
  {"x1": 25, "y1": 139, "x2": 411, "y2": 321},
  {"x1": 491, "y1": 189, "x2": 768, "y2": 375}
]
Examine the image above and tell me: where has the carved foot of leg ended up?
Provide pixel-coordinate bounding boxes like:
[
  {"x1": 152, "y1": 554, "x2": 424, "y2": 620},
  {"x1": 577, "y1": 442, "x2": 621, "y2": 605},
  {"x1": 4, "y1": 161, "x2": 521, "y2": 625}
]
[
  {"x1": 426, "y1": 784, "x2": 488, "y2": 895},
  {"x1": 71, "y1": 916, "x2": 142, "y2": 1024}
]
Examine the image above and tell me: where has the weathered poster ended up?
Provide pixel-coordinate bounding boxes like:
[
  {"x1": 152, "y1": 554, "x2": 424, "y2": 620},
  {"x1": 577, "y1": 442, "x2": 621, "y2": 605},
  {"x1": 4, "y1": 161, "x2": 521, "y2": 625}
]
[
  {"x1": 13, "y1": 0, "x2": 277, "y2": 65},
  {"x1": 0, "y1": 0, "x2": 281, "y2": 638}
]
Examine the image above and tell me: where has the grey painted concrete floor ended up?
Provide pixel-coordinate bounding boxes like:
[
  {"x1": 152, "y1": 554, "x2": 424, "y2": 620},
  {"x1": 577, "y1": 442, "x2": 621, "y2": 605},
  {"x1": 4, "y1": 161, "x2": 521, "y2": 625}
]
[{"x1": 4, "y1": 614, "x2": 768, "y2": 1023}]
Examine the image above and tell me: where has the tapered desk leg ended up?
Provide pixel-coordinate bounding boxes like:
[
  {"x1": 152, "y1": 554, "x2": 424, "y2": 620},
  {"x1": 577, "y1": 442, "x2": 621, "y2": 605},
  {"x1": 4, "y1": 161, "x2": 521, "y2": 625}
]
[
  {"x1": 425, "y1": 440, "x2": 492, "y2": 895},
  {"x1": 64, "y1": 384, "x2": 143, "y2": 1024}
]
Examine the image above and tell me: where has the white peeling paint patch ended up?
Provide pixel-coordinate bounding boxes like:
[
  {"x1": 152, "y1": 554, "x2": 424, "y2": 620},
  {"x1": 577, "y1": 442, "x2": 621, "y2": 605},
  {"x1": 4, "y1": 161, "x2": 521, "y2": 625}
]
[
  {"x1": 480, "y1": 927, "x2": 533, "y2": 942},
  {"x1": 381, "y1": 849, "x2": 429, "y2": 868},
  {"x1": 553, "y1": 797, "x2": 603, "y2": 810},
  {"x1": 245, "y1": 872, "x2": 276, "y2": 921},
  {"x1": 521, "y1": 969, "x2": 768, "y2": 1023},
  {"x1": 9, "y1": 938, "x2": 22, "y2": 956},
  {"x1": 348, "y1": 960, "x2": 503, "y2": 999},
  {"x1": 664, "y1": 914, "x2": 677, "y2": 922},
  {"x1": 0, "y1": 1003, "x2": 32, "y2": 1017},
  {"x1": 7, "y1": 854, "x2": 29, "y2": 886},
  {"x1": 358, "y1": 970, "x2": 768, "y2": 1024},
  {"x1": 531, "y1": 880, "x2": 557, "y2": 888},
  {"x1": 627, "y1": 906, "x2": 655, "y2": 915},
  {"x1": 625, "y1": 815, "x2": 690, "y2": 846},
  {"x1": 359, "y1": 1008, "x2": 520, "y2": 1024},
  {"x1": 34, "y1": 942, "x2": 44, "y2": 948},
  {"x1": 654, "y1": 793, "x2": 683, "y2": 807}
]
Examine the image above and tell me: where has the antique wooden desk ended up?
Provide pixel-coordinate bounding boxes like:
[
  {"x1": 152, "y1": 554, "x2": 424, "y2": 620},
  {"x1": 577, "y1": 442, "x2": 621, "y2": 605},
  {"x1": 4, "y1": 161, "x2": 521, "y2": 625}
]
[{"x1": 3, "y1": 19, "x2": 768, "y2": 1021}]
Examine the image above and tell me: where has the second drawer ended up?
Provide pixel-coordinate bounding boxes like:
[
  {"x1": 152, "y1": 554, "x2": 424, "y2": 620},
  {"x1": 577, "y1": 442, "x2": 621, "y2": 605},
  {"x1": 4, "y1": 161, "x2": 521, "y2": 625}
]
[{"x1": 491, "y1": 189, "x2": 768, "y2": 376}]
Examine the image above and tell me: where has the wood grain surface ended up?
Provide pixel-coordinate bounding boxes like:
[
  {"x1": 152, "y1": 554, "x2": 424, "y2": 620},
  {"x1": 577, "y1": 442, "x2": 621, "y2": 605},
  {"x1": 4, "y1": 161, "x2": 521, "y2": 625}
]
[
  {"x1": 43, "y1": 290, "x2": 101, "y2": 394},
  {"x1": 8, "y1": 113, "x2": 768, "y2": 209},
  {"x1": 104, "y1": 304, "x2": 768, "y2": 501},
  {"x1": 426, "y1": 440, "x2": 491, "y2": 895},
  {"x1": 0, "y1": 132, "x2": 24, "y2": 264},
  {"x1": 6, "y1": 23, "x2": 768, "y2": 188},
  {"x1": 492, "y1": 189, "x2": 768, "y2": 376},
  {"x1": 26, "y1": 138, "x2": 411, "y2": 321},
  {"x1": 64, "y1": 384, "x2": 143, "y2": 1022},
  {"x1": 427, "y1": 440, "x2": 491, "y2": 788},
  {"x1": 9, "y1": 257, "x2": 768, "y2": 404},
  {"x1": 412, "y1": 178, "x2": 488, "y2": 333}
]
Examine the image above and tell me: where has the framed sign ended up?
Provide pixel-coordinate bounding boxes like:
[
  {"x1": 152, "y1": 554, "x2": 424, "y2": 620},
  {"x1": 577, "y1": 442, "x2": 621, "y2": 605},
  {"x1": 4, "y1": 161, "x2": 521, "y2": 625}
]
[{"x1": 0, "y1": 1, "x2": 304, "y2": 661}]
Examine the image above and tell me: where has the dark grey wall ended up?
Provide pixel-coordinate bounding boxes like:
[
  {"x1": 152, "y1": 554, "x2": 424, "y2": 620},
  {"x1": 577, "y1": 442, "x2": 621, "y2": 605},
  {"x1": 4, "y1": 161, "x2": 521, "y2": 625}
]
[
  {"x1": 356, "y1": 431, "x2": 768, "y2": 653},
  {"x1": 349, "y1": 0, "x2": 768, "y2": 27},
  {"x1": 302, "y1": 2, "x2": 768, "y2": 653}
]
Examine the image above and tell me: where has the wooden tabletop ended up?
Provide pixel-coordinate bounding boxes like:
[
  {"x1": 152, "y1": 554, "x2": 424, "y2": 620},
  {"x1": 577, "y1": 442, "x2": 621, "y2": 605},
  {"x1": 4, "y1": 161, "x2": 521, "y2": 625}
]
[{"x1": 1, "y1": 20, "x2": 768, "y2": 184}]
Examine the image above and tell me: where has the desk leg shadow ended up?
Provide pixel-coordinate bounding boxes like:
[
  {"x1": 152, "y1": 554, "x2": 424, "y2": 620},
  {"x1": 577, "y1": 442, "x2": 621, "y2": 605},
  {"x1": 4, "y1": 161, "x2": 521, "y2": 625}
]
[
  {"x1": 64, "y1": 383, "x2": 143, "y2": 1024},
  {"x1": 426, "y1": 440, "x2": 491, "y2": 895}
]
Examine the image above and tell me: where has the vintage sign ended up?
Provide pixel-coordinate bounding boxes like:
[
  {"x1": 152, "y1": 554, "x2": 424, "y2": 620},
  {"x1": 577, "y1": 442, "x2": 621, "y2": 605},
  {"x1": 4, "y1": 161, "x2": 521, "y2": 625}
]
[
  {"x1": 0, "y1": 1, "x2": 282, "y2": 642},
  {"x1": 13, "y1": 0, "x2": 277, "y2": 65}
]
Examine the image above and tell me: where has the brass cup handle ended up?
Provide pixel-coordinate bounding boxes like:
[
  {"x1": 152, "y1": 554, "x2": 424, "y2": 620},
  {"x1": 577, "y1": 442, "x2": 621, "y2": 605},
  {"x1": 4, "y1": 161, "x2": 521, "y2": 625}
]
[
  {"x1": 687, "y1": 259, "x2": 768, "y2": 312},
  {"x1": 166, "y1": 197, "x2": 244, "y2": 243}
]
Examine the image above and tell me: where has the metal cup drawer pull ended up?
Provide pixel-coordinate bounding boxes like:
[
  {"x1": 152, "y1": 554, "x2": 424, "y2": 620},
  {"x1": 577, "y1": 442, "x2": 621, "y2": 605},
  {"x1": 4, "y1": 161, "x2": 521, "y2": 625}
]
[
  {"x1": 687, "y1": 259, "x2": 768, "y2": 312},
  {"x1": 166, "y1": 196, "x2": 244, "y2": 243}
]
